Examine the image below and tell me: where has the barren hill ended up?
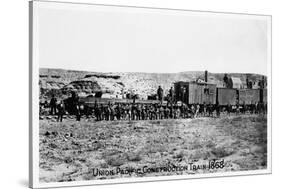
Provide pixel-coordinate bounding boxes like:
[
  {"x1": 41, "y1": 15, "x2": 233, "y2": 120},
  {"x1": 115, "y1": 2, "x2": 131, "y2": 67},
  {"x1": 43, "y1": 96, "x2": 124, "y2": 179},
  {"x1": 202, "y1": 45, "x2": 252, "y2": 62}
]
[{"x1": 39, "y1": 68, "x2": 266, "y2": 100}]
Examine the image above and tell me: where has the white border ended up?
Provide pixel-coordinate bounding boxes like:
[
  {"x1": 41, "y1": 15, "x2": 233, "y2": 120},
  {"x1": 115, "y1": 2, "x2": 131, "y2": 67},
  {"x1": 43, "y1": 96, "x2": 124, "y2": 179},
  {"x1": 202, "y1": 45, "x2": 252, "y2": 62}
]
[{"x1": 29, "y1": 1, "x2": 272, "y2": 188}]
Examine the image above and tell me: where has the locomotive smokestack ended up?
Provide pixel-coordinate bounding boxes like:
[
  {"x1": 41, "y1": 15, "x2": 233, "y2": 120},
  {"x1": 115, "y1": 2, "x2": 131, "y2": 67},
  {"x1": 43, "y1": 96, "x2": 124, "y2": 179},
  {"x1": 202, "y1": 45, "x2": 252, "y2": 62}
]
[{"x1": 205, "y1": 70, "x2": 208, "y2": 82}]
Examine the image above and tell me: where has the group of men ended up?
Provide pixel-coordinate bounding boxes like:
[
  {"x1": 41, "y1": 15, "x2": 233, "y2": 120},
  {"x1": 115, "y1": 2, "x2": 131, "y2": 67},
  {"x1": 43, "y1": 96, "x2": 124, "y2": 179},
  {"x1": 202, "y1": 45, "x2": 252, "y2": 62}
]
[
  {"x1": 232, "y1": 101, "x2": 267, "y2": 115},
  {"x1": 40, "y1": 99, "x2": 267, "y2": 123},
  {"x1": 40, "y1": 92, "x2": 81, "y2": 122},
  {"x1": 39, "y1": 85, "x2": 267, "y2": 122},
  {"x1": 93, "y1": 103, "x2": 201, "y2": 121}
]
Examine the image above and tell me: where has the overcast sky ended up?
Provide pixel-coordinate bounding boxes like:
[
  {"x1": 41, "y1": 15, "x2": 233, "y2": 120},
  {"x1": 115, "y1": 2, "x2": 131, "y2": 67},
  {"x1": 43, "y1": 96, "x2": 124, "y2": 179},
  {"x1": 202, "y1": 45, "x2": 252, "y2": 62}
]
[{"x1": 35, "y1": 1, "x2": 270, "y2": 75}]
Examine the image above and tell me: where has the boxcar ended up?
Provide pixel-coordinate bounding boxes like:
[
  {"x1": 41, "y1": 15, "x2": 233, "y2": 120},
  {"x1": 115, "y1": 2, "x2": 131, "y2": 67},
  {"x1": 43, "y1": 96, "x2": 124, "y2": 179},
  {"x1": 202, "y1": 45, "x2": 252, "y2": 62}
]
[
  {"x1": 188, "y1": 82, "x2": 216, "y2": 104},
  {"x1": 174, "y1": 81, "x2": 216, "y2": 104},
  {"x1": 216, "y1": 88, "x2": 237, "y2": 105},
  {"x1": 238, "y1": 89, "x2": 260, "y2": 105}
]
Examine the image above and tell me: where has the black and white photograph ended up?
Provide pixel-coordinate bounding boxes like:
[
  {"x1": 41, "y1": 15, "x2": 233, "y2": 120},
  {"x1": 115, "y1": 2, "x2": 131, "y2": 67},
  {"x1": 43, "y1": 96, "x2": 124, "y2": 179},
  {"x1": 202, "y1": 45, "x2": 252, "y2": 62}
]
[{"x1": 29, "y1": 0, "x2": 272, "y2": 188}]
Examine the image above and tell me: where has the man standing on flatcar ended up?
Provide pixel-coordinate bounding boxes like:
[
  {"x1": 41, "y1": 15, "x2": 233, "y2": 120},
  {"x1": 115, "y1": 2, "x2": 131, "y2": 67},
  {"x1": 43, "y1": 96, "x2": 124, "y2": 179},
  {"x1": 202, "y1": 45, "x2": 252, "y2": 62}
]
[
  {"x1": 157, "y1": 86, "x2": 164, "y2": 103},
  {"x1": 169, "y1": 87, "x2": 174, "y2": 103}
]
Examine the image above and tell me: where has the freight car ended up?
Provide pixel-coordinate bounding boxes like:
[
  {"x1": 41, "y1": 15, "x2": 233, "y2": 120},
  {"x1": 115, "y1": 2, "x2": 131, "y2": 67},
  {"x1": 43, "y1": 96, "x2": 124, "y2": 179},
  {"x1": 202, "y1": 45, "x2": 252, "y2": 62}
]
[
  {"x1": 174, "y1": 81, "x2": 267, "y2": 107},
  {"x1": 216, "y1": 88, "x2": 237, "y2": 106},
  {"x1": 238, "y1": 89, "x2": 260, "y2": 105},
  {"x1": 174, "y1": 81, "x2": 216, "y2": 105}
]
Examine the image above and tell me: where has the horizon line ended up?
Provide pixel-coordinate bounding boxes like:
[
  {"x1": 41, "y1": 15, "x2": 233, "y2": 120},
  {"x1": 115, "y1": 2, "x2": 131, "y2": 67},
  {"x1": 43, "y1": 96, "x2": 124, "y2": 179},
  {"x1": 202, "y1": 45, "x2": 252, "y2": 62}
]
[{"x1": 39, "y1": 67, "x2": 267, "y2": 76}]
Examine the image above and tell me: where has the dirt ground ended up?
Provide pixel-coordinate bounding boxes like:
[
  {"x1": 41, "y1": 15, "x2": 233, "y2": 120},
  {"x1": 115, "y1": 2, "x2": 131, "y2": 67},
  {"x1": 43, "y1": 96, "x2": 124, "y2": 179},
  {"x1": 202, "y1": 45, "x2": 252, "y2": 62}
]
[{"x1": 39, "y1": 114, "x2": 267, "y2": 183}]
